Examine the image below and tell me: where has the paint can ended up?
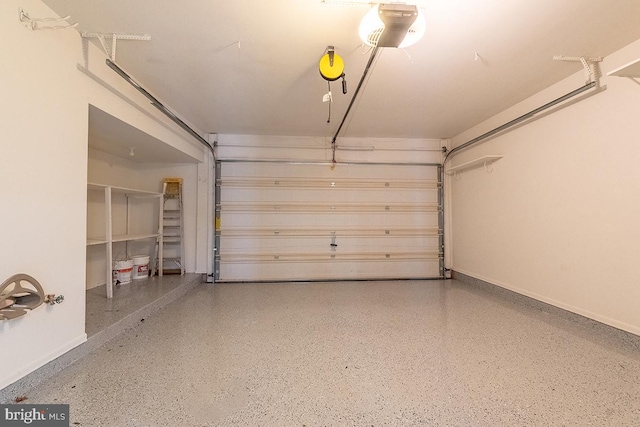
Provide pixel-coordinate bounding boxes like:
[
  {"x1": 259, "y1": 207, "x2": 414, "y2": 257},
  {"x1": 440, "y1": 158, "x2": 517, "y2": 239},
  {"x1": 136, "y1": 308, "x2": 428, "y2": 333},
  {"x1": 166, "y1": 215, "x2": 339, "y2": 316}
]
[
  {"x1": 132, "y1": 255, "x2": 150, "y2": 280},
  {"x1": 113, "y1": 259, "x2": 134, "y2": 284}
]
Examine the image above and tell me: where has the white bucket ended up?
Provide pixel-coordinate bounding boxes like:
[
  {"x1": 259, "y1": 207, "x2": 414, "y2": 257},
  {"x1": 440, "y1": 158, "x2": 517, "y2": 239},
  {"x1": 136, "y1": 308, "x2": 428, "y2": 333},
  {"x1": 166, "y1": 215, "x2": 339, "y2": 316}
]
[
  {"x1": 114, "y1": 259, "x2": 134, "y2": 284},
  {"x1": 132, "y1": 255, "x2": 150, "y2": 280}
]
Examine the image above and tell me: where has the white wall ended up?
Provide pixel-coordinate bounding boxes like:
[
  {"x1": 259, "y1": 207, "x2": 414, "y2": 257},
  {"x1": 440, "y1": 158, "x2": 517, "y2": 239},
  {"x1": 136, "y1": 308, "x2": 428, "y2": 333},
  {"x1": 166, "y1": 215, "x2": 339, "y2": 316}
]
[
  {"x1": 0, "y1": 0, "x2": 204, "y2": 390},
  {"x1": 448, "y1": 38, "x2": 640, "y2": 335}
]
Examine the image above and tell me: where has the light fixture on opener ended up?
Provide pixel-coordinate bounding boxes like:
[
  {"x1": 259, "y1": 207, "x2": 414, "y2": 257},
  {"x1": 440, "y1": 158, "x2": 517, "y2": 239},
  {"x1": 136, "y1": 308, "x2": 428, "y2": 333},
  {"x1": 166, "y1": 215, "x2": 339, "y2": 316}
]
[
  {"x1": 328, "y1": 2, "x2": 425, "y2": 165},
  {"x1": 359, "y1": 3, "x2": 425, "y2": 48}
]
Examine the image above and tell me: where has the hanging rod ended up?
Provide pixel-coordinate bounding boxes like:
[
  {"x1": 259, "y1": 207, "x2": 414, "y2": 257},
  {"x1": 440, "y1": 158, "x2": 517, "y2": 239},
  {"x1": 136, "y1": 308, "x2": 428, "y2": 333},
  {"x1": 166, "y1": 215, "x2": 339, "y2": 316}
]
[
  {"x1": 444, "y1": 80, "x2": 598, "y2": 164},
  {"x1": 105, "y1": 59, "x2": 215, "y2": 159}
]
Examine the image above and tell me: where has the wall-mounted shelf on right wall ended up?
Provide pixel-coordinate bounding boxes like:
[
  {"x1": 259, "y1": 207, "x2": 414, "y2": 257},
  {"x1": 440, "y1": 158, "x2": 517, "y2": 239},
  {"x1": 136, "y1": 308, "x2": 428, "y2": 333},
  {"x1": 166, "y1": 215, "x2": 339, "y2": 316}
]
[
  {"x1": 445, "y1": 155, "x2": 503, "y2": 175},
  {"x1": 607, "y1": 58, "x2": 640, "y2": 77}
]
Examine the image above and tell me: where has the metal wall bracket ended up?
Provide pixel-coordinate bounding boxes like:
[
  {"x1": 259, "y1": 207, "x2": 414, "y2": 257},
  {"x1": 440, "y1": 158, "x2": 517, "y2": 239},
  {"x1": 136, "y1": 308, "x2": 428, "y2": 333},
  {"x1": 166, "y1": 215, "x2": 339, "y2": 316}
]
[
  {"x1": 18, "y1": 7, "x2": 77, "y2": 31},
  {"x1": 81, "y1": 32, "x2": 151, "y2": 62},
  {"x1": 0, "y1": 274, "x2": 63, "y2": 320},
  {"x1": 553, "y1": 55, "x2": 603, "y2": 84}
]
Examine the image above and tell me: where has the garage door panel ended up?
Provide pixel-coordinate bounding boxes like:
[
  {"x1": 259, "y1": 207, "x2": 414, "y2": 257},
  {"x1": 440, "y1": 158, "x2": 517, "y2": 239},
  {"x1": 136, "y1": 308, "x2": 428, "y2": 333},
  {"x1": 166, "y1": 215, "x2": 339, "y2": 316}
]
[
  {"x1": 221, "y1": 212, "x2": 440, "y2": 229},
  {"x1": 219, "y1": 226, "x2": 440, "y2": 237},
  {"x1": 219, "y1": 259, "x2": 441, "y2": 282},
  {"x1": 220, "y1": 236, "x2": 439, "y2": 252},
  {"x1": 221, "y1": 162, "x2": 439, "y2": 180},
  {"x1": 222, "y1": 188, "x2": 438, "y2": 204},
  {"x1": 216, "y1": 161, "x2": 443, "y2": 281}
]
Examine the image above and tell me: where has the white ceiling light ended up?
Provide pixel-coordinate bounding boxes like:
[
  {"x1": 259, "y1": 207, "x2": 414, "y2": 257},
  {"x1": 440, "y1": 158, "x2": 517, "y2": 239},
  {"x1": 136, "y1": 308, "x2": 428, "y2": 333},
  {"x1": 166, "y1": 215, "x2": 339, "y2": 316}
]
[{"x1": 359, "y1": 3, "x2": 425, "y2": 48}]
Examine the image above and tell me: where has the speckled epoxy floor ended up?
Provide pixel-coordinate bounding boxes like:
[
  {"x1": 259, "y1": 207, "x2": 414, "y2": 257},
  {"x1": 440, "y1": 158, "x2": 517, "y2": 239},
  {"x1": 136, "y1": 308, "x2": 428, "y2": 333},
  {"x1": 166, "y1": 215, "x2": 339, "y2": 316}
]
[
  {"x1": 85, "y1": 273, "x2": 202, "y2": 337},
  {"x1": 19, "y1": 280, "x2": 640, "y2": 426}
]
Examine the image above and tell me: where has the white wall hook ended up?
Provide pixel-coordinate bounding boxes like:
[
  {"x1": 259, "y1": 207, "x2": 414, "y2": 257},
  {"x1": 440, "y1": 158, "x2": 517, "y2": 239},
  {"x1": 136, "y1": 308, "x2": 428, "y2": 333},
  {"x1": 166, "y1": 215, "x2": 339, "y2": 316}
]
[{"x1": 19, "y1": 7, "x2": 78, "y2": 31}]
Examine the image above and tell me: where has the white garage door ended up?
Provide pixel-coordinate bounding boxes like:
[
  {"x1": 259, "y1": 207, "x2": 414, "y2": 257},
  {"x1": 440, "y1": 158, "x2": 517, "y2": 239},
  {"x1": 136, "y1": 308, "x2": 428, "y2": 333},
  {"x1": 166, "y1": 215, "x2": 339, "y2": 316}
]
[{"x1": 215, "y1": 161, "x2": 442, "y2": 282}]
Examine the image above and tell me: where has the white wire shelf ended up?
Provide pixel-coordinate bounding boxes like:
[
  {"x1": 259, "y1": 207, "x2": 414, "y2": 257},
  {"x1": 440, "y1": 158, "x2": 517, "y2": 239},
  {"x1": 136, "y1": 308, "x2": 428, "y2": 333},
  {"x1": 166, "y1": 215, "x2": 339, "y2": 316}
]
[
  {"x1": 607, "y1": 58, "x2": 640, "y2": 77},
  {"x1": 445, "y1": 155, "x2": 503, "y2": 175},
  {"x1": 86, "y1": 238, "x2": 108, "y2": 246},
  {"x1": 87, "y1": 182, "x2": 162, "y2": 197}
]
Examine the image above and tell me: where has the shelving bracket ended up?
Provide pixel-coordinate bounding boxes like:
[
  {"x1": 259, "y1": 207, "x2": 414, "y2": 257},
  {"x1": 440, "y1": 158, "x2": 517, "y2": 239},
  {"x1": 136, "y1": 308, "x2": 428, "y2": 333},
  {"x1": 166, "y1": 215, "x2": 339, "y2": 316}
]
[
  {"x1": 81, "y1": 32, "x2": 151, "y2": 62},
  {"x1": 553, "y1": 55, "x2": 603, "y2": 85}
]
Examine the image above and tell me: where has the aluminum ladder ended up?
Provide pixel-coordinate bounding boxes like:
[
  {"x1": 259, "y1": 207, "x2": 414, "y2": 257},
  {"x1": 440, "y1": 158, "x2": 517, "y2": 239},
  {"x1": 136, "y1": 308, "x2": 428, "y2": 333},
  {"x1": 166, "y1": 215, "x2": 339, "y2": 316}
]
[{"x1": 158, "y1": 178, "x2": 185, "y2": 275}]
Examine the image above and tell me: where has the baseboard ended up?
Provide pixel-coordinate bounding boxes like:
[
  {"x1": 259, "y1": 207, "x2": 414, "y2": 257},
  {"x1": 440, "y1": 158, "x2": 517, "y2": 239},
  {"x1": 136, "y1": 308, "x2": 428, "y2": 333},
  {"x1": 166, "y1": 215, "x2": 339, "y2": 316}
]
[
  {"x1": 0, "y1": 275, "x2": 202, "y2": 403},
  {"x1": 0, "y1": 334, "x2": 87, "y2": 392},
  {"x1": 452, "y1": 270, "x2": 640, "y2": 351}
]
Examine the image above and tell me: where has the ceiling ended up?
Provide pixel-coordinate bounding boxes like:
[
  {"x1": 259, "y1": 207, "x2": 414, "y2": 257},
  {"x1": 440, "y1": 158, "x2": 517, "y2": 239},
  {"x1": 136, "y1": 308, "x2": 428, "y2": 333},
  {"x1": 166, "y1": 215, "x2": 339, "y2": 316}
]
[
  {"x1": 88, "y1": 105, "x2": 201, "y2": 163},
  {"x1": 44, "y1": 0, "x2": 640, "y2": 141}
]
